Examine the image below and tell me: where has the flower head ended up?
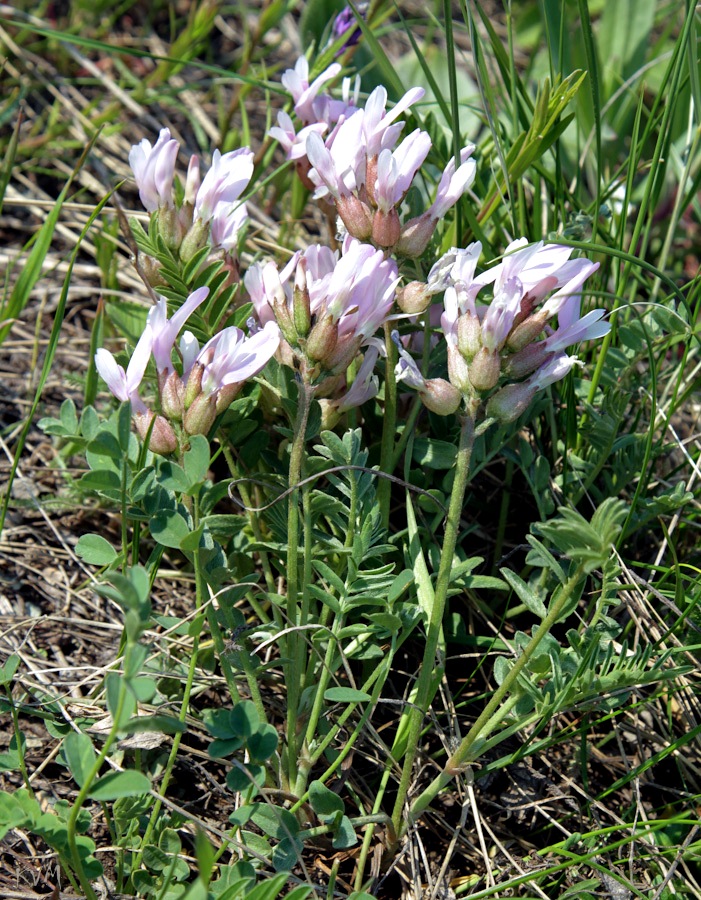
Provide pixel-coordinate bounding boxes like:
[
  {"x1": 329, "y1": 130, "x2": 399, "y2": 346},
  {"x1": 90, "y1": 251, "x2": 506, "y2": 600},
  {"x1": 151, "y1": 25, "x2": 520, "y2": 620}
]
[{"x1": 128, "y1": 128, "x2": 180, "y2": 212}]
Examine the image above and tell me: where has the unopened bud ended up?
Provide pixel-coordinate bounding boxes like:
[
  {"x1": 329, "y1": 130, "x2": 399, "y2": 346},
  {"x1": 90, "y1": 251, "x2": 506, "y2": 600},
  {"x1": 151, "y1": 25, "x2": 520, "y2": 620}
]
[
  {"x1": 184, "y1": 361, "x2": 205, "y2": 410},
  {"x1": 179, "y1": 217, "x2": 209, "y2": 264},
  {"x1": 323, "y1": 334, "x2": 361, "y2": 374},
  {"x1": 215, "y1": 382, "x2": 243, "y2": 414},
  {"x1": 135, "y1": 411, "x2": 178, "y2": 455},
  {"x1": 306, "y1": 313, "x2": 338, "y2": 363},
  {"x1": 337, "y1": 195, "x2": 373, "y2": 241},
  {"x1": 397, "y1": 281, "x2": 432, "y2": 315},
  {"x1": 446, "y1": 344, "x2": 472, "y2": 395},
  {"x1": 486, "y1": 382, "x2": 536, "y2": 424},
  {"x1": 372, "y1": 208, "x2": 401, "y2": 248},
  {"x1": 457, "y1": 313, "x2": 481, "y2": 360},
  {"x1": 273, "y1": 298, "x2": 298, "y2": 346},
  {"x1": 140, "y1": 254, "x2": 167, "y2": 287},
  {"x1": 183, "y1": 392, "x2": 217, "y2": 436},
  {"x1": 293, "y1": 259, "x2": 311, "y2": 338},
  {"x1": 318, "y1": 398, "x2": 341, "y2": 431},
  {"x1": 420, "y1": 378, "x2": 462, "y2": 415},
  {"x1": 365, "y1": 156, "x2": 378, "y2": 205},
  {"x1": 506, "y1": 343, "x2": 549, "y2": 380},
  {"x1": 395, "y1": 212, "x2": 435, "y2": 258},
  {"x1": 161, "y1": 371, "x2": 185, "y2": 421},
  {"x1": 468, "y1": 347, "x2": 501, "y2": 392},
  {"x1": 506, "y1": 310, "x2": 548, "y2": 352},
  {"x1": 158, "y1": 205, "x2": 184, "y2": 251}
]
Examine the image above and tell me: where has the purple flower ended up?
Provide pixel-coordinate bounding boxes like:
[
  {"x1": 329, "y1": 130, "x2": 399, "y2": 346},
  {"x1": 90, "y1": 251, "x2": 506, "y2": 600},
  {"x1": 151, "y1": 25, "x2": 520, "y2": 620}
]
[
  {"x1": 336, "y1": 346, "x2": 380, "y2": 412},
  {"x1": 427, "y1": 146, "x2": 476, "y2": 219},
  {"x1": 148, "y1": 286, "x2": 210, "y2": 378},
  {"x1": 128, "y1": 128, "x2": 180, "y2": 212},
  {"x1": 209, "y1": 200, "x2": 248, "y2": 253},
  {"x1": 362, "y1": 85, "x2": 425, "y2": 157},
  {"x1": 194, "y1": 148, "x2": 254, "y2": 224},
  {"x1": 281, "y1": 57, "x2": 342, "y2": 125},
  {"x1": 196, "y1": 321, "x2": 280, "y2": 396},
  {"x1": 269, "y1": 111, "x2": 327, "y2": 161},
  {"x1": 374, "y1": 130, "x2": 432, "y2": 213},
  {"x1": 95, "y1": 324, "x2": 153, "y2": 414}
]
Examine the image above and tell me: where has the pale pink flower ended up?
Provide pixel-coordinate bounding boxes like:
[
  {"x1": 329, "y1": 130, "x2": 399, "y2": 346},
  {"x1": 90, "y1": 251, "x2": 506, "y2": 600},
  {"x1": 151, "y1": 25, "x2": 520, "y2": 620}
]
[
  {"x1": 148, "y1": 287, "x2": 210, "y2": 377},
  {"x1": 269, "y1": 111, "x2": 327, "y2": 160},
  {"x1": 128, "y1": 128, "x2": 179, "y2": 212},
  {"x1": 196, "y1": 321, "x2": 280, "y2": 395},
  {"x1": 282, "y1": 57, "x2": 342, "y2": 124},
  {"x1": 362, "y1": 85, "x2": 425, "y2": 157},
  {"x1": 194, "y1": 148, "x2": 254, "y2": 223},
  {"x1": 95, "y1": 324, "x2": 153, "y2": 413},
  {"x1": 375, "y1": 130, "x2": 432, "y2": 213}
]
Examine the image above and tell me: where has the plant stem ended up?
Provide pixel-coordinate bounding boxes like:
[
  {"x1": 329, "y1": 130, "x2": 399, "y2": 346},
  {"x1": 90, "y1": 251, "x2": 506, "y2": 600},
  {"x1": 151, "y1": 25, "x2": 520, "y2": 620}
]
[
  {"x1": 285, "y1": 380, "x2": 313, "y2": 787},
  {"x1": 406, "y1": 563, "x2": 587, "y2": 829},
  {"x1": 390, "y1": 404, "x2": 479, "y2": 836},
  {"x1": 133, "y1": 528, "x2": 210, "y2": 873},
  {"x1": 378, "y1": 322, "x2": 398, "y2": 530}
]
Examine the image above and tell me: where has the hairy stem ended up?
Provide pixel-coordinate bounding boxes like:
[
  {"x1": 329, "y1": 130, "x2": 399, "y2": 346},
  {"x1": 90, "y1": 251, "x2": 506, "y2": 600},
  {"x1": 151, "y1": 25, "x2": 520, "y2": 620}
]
[
  {"x1": 285, "y1": 380, "x2": 314, "y2": 787},
  {"x1": 406, "y1": 563, "x2": 587, "y2": 828},
  {"x1": 391, "y1": 403, "x2": 479, "y2": 836}
]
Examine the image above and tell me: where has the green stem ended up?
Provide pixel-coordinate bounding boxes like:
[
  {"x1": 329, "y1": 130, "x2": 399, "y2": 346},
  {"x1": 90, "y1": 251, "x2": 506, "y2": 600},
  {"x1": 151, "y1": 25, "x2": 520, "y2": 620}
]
[
  {"x1": 66, "y1": 672, "x2": 132, "y2": 900},
  {"x1": 378, "y1": 322, "x2": 398, "y2": 531},
  {"x1": 132, "y1": 527, "x2": 210, "y2": 873},
  {"x1": 406, "y1": 563, "x2": 587, "y2": 829},
  {"x1": 6, "y1": 685, "x2": 32, "y2": 793},
  {"x1": 390, "y1": 405, "x2": 479, "y2": 836},
  {"x1": 285, "y1": 380, "x2": 313, "y2": 787}
]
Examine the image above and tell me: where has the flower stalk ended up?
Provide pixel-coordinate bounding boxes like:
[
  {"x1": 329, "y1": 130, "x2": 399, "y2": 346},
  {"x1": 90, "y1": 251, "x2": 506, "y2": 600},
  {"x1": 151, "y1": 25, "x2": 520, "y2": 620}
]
[
  {"x1": 404, "y1": 562, "x2": 587, "y2": 831},
  {"x1": 285, "y1": 379, "x2": 315, "y2": 786},
  {"x1": 390, "y1": 398, "x2": 480, "y2": 836}
]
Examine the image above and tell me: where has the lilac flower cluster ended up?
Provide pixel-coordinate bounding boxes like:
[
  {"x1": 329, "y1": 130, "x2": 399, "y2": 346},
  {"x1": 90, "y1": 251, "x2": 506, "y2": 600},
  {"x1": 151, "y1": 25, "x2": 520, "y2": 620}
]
[
  {"x1": 245, "y1": 237, "x2": 397, "y2": 410},
  {"x1": 96, "y1": 62, "x2": 610, "y2": 454},
  {"x1": 395, "y1": 239, "x2": 609, "y2": 421},
  {"x1": 95, "y1": 286, "x2": 279, "y2": 452},
  {"x1": 128, "y1": 129, "x2": 254, "y2": 263},
  {"x1": 270, "y1": 58, "x2": 475, "y2": 254}
]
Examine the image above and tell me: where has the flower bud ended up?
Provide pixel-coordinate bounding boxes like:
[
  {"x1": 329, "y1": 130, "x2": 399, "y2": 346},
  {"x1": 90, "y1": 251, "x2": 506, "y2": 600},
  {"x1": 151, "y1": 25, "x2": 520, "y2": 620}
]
[
  {"x1": 306, "y1": 313, "x2": 338, "y2": 363},
  {"x1": 179, "y1": 217, "x2": 209, "y2": 264},
  {"x1": 293, "y1": 259, "x2": 312, "y2": 338},
  {"x1": 506, "y1": 310, "x2": 548, "y2": 352},
  {"x1": 135, "y1": 411, "x2": 178, "y2": 455},
  {"x1": 372, "y1": 208, "x2": 401, "y2": 248},
  {"x1": 157, "y1": 205, "x2": 185, "y2": 251},
  {"x1": 161, "y1": 371, "x2": 185, "y2": 421},
  {"x1": 486, "y1": 382, "x2": 536, "y2": 424},
  {"x1": 140, "y1": 254, "x2": 167, "y2": 287},
  {"x1": 446, "y1": 344, "x2": 472, "y2": 395},
  {"x1": 184, "y1": 361, "x2": 205, "y2": 410},
  {"x1": 183, "y1": 392, "x2": 217, "y2": 436},
  {"x1": 468, "y1": 347, "x2": 501, "y2": 392},
  {"x1": 273, "y1": 298, "x2": 298, "y2": 347},
  {"x1": 505, "y1": 343, "x2": 549, "y2": 380},
  {"x1": 323, "y1": 334, "x2": 361, "y2": 374},
  {"x1": 457, "y1": 312, "x2": 482, "y2": 360},
  {"x1": 365, "y1": 155, "x2": 378, "y2": 205},
  {"x1": 396, "y1": 212, "x2": 437, "y2": 258},
  {"x1": 318, "y1": 398, "x2": 342, "y2": 431},
  {"x1": 397, "y1": 281, "x2": 432, "y2": 315},
  {"x1": 420, "y1": 378, "x2": 462, "y2": 415},
  {"x1": 215, "y1": 382, "x2": 243, "y2": 414},
  {"x1": 337, "y1": 195, "x2": 373, "y2": 241}
]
